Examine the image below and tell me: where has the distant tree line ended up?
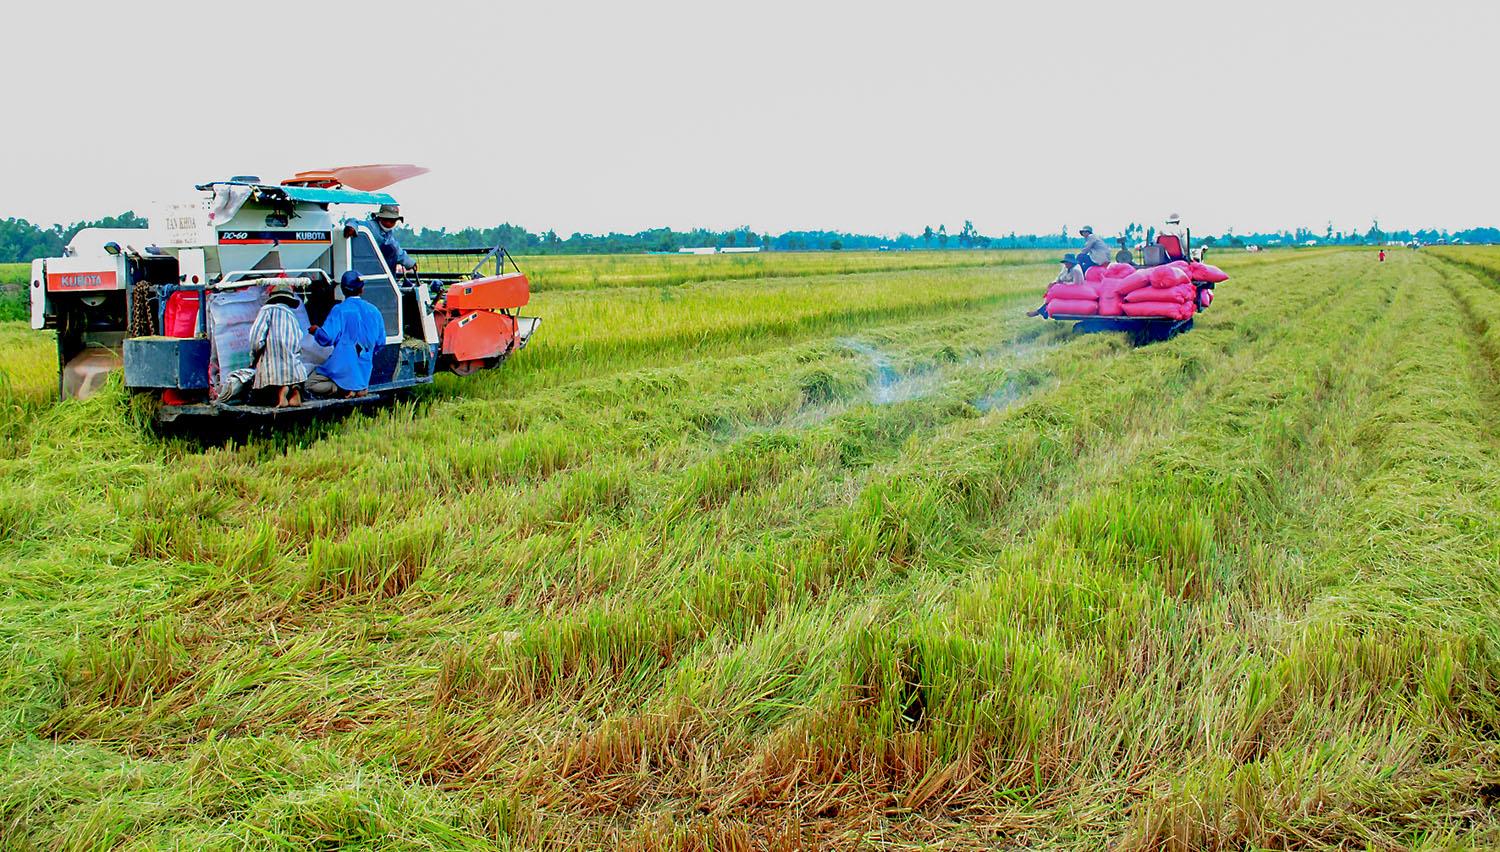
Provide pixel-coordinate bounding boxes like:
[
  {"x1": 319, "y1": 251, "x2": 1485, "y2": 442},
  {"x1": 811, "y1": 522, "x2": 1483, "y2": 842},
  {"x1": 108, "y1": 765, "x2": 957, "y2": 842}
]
[
  {"x1": 0, "y1": 213, "x2": 149, "y2": 263},
  {"x1": 2, "y1": 214, "x2": 1498, "y2": 262}
]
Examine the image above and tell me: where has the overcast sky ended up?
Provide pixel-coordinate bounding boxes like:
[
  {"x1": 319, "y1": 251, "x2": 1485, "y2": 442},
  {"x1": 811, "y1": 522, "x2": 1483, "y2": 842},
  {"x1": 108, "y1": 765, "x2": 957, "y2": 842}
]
[{"x1": 2, "y1": 0, "x2": 1494, "y2": 238}]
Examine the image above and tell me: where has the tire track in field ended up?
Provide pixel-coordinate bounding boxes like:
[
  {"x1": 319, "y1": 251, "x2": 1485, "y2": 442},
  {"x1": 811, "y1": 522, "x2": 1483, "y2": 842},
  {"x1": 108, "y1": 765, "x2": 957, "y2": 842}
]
[{"x1": 1423, "y1": 254, "x2": 1500, "y2": 442}]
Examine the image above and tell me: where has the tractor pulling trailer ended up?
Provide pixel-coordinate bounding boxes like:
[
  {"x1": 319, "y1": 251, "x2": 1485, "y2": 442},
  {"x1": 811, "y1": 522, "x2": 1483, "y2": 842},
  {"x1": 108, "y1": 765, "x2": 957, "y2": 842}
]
[{"x1": 27, "y1": 166, "x2": 539, "y2": 424}]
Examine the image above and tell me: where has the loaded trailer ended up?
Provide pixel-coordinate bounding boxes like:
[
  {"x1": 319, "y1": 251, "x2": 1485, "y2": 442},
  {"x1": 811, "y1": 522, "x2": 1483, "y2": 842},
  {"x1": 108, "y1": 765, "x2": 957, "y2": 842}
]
[{"x1": 1033, "y1": 223, "x2": 1222, "y2": 344}]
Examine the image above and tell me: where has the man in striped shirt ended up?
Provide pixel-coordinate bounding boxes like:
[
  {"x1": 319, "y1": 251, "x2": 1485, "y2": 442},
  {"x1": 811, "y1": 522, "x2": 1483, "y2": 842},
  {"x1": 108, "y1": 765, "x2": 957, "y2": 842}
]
[{"x1": 249, "y1": 283, "x2": 309, "y2": 407}]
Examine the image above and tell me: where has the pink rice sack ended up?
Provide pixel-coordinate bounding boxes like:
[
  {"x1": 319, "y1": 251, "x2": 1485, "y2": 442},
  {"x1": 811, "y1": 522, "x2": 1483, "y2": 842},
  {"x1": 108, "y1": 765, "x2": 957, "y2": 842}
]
[
  {"x1": 1083, "y1": 265, "x2": 1106, "y2": 283},
  {"x1": 1098, "y1": 295, "x2": 1124, "y2": 316},
  {"x1": 1199, "y1": 289, "x2": 1214, "y2": 308},
  {"x1": 1189, "y1": 261, "x2": 1229, "y2": 283},
  {"x1": 1150, "y1": 264, "x2": 1192, "y2": 289},
  {"x1": 1046, "y1": 282, "x2": 1099, "y2": 301},
  {"x1": 1107, "y1": 269, "x2": 1152, "y2": 296},
  {"x1": 1104, "y1": 262, "x2": 1137, "y2": 278},
  {"x1": 1047, "y1": 298, "x2": 1100, "y2": 315},
  {"x1": 1125, "y1": 282, "x2": 1196, "y2": 303},
  {"x1": 1122, "y1": 301, "x2": 1187, "y2": 319}
]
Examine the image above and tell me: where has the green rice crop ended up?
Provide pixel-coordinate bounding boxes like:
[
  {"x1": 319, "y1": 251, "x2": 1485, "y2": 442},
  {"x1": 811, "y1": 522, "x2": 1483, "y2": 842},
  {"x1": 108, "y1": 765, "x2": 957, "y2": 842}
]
[
  {"x1": 510, "y1": 249, "x2": 1059, "y2": 292},
  {"x1": 0, "y1": 262, "x2": 29, "y2": 284},
  {"x1": 0, "y1": 264, "x2": 28, "y2": 322},
  {"x1": 1, "y1": 248, "x2": 1496, "y2": 848}
]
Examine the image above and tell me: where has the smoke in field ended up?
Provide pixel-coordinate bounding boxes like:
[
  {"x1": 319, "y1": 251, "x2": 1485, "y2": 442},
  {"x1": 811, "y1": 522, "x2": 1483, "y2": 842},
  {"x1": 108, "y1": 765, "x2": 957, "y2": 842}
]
[
  {"x1": 840, "y1": 340, "x2": 897, "y2": 400},
  {"x1": 972, "y1": 378, "x2": 1028, "y2": 413},
  {"x1": 841, "y1": 339, "x2": 940, "y2": 405}
]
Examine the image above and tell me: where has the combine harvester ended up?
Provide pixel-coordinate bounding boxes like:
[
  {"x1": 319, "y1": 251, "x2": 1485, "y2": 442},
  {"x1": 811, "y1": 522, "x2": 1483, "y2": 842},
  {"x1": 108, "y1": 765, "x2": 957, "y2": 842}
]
[
  {"x1": 1035, "y1": 224, "x2": 1227, "y2": 344},
  {"x1": 27, "y1": 165, "x2": 539, "y2": 426}
]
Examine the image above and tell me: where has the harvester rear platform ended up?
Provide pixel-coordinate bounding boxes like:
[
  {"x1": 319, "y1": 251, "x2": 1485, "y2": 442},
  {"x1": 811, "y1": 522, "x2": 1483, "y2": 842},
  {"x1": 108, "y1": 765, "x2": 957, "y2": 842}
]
[{"x1": 27, "y1": 165, "x2": 540, "y2": 426}]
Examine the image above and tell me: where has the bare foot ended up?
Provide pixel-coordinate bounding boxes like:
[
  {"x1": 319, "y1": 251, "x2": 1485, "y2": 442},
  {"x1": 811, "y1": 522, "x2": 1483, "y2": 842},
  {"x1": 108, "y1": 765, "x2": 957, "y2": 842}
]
[
  {"x1": 275, "y1": 387, "x2": 289, "y2": 408},
  {"x1": 288, "y1": 388, "x2": 302, "y2": 407}
]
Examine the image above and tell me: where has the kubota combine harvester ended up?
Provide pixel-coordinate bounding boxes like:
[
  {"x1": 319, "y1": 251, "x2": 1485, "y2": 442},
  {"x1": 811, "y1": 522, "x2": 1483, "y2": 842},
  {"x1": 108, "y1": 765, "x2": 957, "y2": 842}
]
[{"x1": 27, "y1": 165, "x2": 539, "y2": 425}]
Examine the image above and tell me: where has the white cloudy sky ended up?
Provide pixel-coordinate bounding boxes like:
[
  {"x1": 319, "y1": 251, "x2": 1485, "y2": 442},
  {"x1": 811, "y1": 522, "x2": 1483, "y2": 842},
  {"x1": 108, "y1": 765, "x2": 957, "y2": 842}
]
[{"x1": 2, "y1": 0, "x2": 1494, "y2": 237}]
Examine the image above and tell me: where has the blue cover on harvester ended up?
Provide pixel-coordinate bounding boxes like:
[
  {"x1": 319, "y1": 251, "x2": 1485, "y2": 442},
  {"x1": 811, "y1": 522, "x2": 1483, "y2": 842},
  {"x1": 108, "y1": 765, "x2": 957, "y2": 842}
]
[
  {"x1": 270, "y1": 185, "x2": 397, "y2": 206},
  {"x1": 194, "y1": 181, "x2": 397, "y2": 207}
]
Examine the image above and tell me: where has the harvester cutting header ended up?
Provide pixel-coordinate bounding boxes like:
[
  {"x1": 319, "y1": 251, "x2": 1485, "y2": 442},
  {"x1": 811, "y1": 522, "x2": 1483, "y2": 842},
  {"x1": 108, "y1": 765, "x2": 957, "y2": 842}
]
[{"x1": 28, "y1": 164, "x2": 539, "y2": 424}]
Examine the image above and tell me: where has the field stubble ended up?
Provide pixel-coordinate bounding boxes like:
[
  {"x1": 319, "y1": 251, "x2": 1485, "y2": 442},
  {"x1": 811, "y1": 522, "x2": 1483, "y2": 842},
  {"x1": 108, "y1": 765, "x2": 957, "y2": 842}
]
[{"x1": 0, "y1": 247, "x2": 1496, "y2": 849}]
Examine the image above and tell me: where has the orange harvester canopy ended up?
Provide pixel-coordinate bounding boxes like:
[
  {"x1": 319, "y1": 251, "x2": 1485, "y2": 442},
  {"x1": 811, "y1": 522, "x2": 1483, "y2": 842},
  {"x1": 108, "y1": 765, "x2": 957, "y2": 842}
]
[{"x1": 282, "y1": 164, "x2": 430, "y2": 192}]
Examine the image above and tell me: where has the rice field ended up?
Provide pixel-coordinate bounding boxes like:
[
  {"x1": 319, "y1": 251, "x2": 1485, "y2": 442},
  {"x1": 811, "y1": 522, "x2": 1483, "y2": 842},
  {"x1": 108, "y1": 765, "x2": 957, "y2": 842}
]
[
  {"x1": 0, "y1": 263, "x2": 28, "y2": 284},
  {"x1": 509, "y1": 250, "x2": 1060, "y2": 292},
  {"x1": 0, "y1": 246, "x2": 1497, "y2": 849}
]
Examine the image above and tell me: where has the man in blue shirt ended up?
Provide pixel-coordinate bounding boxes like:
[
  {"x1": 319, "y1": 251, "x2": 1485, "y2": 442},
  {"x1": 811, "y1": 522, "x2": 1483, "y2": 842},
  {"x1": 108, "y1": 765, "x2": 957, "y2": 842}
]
[
  {"x1": 344, "y1": 204, "x2": 416, "y2": 276},
  {"x1": 305, "y1": 271, "x2": 387, "y2": 398}
]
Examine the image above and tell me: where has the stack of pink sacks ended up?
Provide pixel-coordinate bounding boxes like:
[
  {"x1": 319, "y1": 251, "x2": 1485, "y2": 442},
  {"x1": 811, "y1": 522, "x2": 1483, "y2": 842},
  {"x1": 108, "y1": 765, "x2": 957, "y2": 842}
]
[
  {"x1": 1047, "y1": 260, "x2": 1228, "y2": 319},
  {"x1": 1044, "y1": 270, "x2": 1102, "y2": 315}
]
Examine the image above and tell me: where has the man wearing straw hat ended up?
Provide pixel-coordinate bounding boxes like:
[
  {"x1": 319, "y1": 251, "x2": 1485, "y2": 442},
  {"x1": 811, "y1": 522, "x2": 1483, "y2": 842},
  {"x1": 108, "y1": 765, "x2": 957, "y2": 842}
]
[{"x1": 248, "y1": 281, "x2": 309, "y2": 408}]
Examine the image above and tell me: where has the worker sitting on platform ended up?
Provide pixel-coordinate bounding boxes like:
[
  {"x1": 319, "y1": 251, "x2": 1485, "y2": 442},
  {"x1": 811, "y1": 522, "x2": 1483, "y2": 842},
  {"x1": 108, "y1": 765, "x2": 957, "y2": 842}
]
[
  {"x1": 1077, "y1": 225, "x2": 1110, "y2": 273},
  {"x1": 1054, "y1": 253, "x2": 1083, "y2": 285},
  {"x1": 248, "y1": 282, "x2": 308, "y2": 408},
  {"x1": 1028, "y1": 254, "x2": 1083, "y2": 317},
  {"x1": 305, "y1": 271, "x2": 385, "y2": 398}
]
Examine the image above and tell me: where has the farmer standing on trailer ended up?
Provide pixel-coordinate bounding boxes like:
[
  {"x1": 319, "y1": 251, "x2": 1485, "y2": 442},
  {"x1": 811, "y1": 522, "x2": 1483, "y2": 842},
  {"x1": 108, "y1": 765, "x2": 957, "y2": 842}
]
[
  {"x1": 305, "y1": 271, "x2": 385, "y2": 398},
  {"x1": 1077, "y1": 225, "x2": 1110, "y2": 273},
  {"x1": 347, "y1": 204, "x2": 417, "y2": 276}
]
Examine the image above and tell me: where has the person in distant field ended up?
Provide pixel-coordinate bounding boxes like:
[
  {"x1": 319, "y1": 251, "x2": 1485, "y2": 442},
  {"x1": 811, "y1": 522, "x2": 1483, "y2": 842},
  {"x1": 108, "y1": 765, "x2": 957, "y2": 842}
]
[
  {"x1": 1077, "y1": 225, "x2": 1110, "y2": 273},
  {"x1": 305, "y1": 271, "x2": 386, "y2": 398},
  {"x1": 1028, "y1": 254, "x2": 1083, "y2": 317},
  {"x1": 1379, "y1": 249, "x2": 1386, "y2": 262},
  {"x1": 248, "y1": 282, "x2": 308, "y2": 407},
  {"x1": 345, "y1": 203, "x2": 416, "y2": 276}
]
